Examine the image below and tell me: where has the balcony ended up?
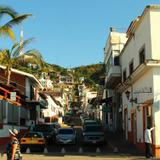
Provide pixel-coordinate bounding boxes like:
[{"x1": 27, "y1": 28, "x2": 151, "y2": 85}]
[{"x1": 105, "y1": 66, "x2": 121, "y2": 89}]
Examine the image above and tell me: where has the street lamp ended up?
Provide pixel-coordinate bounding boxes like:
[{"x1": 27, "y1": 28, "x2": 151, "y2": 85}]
[
  {"x1": 125, "y1": 90, "x2": 137, "y2": 103},
  {"x1": 125, "y1": 87, "x2": 152, "y2": 104}
]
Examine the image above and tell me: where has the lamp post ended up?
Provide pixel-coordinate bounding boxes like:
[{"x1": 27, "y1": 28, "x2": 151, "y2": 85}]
[
  {"x1": 125, "y1": 90, "x2": 137, "y2": 103},
  {"x1": 125, "y1": 88, "x2": 152, "y2": 104}
]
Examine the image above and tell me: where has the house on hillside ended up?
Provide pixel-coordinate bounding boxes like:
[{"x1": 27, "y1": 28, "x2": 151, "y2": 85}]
[
  {"x1": 0, "y1": 66, "x2": 44, "y2": 145},
  {"x1": 39, "y1": 72, "x2": 53, "y2": 90},
  {"x1": 57, "y1": 74, "x2": 74, "y2": 84}
]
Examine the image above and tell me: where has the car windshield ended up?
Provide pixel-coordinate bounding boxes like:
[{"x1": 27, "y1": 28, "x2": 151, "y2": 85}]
[
  {"x1": 58, "y1": 129, "x2": 74, "y2": 134},
  {"x1": 84, "y1": 122, "x2": 98, "y2": 126},
  {"x1": 23, "y1": 132, "x2": 43, "y2": 138},
  {"x1": 33, "y1": 124, "x2": 53, "y2": 132},
  {"x1": 84, "y1": 126, "x2": 103, "y2": 132}
]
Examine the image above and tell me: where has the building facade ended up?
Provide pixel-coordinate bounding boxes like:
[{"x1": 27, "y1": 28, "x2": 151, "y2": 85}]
[
  {"x1": 103, "y1": 28, "x2": 127, "y2": 131},
  {"x1": 0, "y1": 66, "x2": 43, "y2": 146},
  {"x1": 104, "y1": 5, "x2": 160, "y2": 157}
]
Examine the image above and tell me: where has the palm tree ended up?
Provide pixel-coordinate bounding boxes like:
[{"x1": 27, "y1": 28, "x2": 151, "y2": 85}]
[
  {"x1": 0, "y1": 38, "x2": 44, "y2": 85},
  {"x1": 0, "y1": 6, "x2": 32, "y2": 40}
]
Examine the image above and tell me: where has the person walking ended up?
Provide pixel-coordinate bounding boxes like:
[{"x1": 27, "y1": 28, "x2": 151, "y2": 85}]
[
  {"x1": 6, "y1": 129, "x2": 22, "y2": 160},
  {"x1": 144, "y1": 125, "x2": 155, "y2": 158}
]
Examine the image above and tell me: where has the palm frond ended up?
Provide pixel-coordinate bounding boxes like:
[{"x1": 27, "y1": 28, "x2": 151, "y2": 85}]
[
  {"x1": 24, "y1": 49, "x2": 43, "y2": 59},
  {"x1": 11, "y1": 42, "x2": 19, "y2": 52},
  {"x1": 0, "y1": 49, "x2": 10, "y2": 65},
  {"x1": 17, "y1": 49, "x2": 43, "y2": 67},
  {"x1": 0, "y1": 26, "x2": 15, "y2": 40},
  {"x1": 13, "y1": 37, "x2": 35, "y2": 57},
  {"x1": 4, "y1": 14, "x2": 32, "y2": 27},
  {"x1": 0, "y1": 6, "x2": 17, "y2": 19}
]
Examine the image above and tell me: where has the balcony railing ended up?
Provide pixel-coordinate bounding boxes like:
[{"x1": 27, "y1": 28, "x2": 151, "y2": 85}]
[{"x1": 105, "y1": 65, "x2": 121, "y2": 89}]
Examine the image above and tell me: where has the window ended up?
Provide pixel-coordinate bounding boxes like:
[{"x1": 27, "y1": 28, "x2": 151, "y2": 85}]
[
  {"x1": 129, "y1": 60, "x2": 134, "y2": 75},
  {"x1": 114, "y1": 56, "x2": 120, "y2": 65},
  {"x1": 123, "y1": 69, "x2": 126, "y2": 82},
  {"x1": 139, "y1": 47, "x2": 145, "y2": 64},
  {"x1": 146, "y1": 106, "x2": 151, "y2": 128}
]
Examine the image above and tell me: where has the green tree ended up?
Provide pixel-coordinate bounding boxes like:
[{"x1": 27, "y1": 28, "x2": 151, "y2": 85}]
[
  {"x1": 0, "y1": 6, "x2": 31, "y2": 40},
  {"x1": 0, "y1": 38, "x2": 43, "y2": 85}
]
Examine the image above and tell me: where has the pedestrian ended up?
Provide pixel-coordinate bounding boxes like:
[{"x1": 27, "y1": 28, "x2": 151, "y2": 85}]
[
  {"x1": 28, "y1": 121, "x2": 35, "y2": 131},
  {"x1": 144, "y1": 125, "x2": 155, "y2": 158},
  {"x1": 6, "y1": 129, "x2": 22, "y2": 160}
]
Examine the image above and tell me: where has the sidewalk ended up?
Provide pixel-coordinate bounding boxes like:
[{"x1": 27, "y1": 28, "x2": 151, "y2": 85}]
[{"x1": 105, "y1": 131, "x2": 144, "y2": 156}]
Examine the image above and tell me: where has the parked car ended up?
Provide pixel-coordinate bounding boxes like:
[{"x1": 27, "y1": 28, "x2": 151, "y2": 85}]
[
  {"x1": 55, "y1": 127, "x2": 77, "y2": 145},
  {"x1": 52, "y1": 121, "x2": 61, "y2": 130},
  {"x1": 82, "y1": 125, "x2": 105, "y2": 145},
  {"x1": 20, "y1": 131, "x2": 45, "y2": 152},
  {"x1": 81, "y1": 117, "x2": 91, "y2": 124},
  {"x1": 33, "y1": 123, "x2": 55, "y2": 144},
  {"x1": 83, "y1": 120, "x2": 100, "y2": 127}
]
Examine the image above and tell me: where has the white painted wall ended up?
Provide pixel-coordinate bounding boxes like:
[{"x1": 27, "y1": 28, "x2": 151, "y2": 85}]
[
  {"x1": 153, "y1": 68, "x2": 160, "y2": 145},
  {"x1": 122, "y1": 69, "x2": 153, "y2": 141},
  {"x1": 150, "y1": 8, "x2": 160, "y2": 59},
  {"x1": 120, "y1": 8, "x2": 160, "y2": 145},
  {"x1": 121, "y1": 12, "x2": 151, "y2": 76},
  {"x1": 42, "y1": 94, "x2": 63, "y2": 118}
]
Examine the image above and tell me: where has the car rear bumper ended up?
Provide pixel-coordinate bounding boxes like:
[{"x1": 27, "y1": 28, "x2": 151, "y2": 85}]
[
  {"x1": 21, "y1": 144, "x2": 45, "y2": 151},
  {"x1": 56, "y1": 139, "x2": 76, "y2": 144},
  {"x1": 83, "y1": 137, "x2": 105, "y2": 144}
]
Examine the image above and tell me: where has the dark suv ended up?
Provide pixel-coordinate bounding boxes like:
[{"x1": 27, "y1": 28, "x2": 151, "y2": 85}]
[
  {"x1": 33, "y1": 123, "x2": 55, "y2": 144},
  {"x1": 82, "y1": 125, "x2": 105, "y2": 145}
]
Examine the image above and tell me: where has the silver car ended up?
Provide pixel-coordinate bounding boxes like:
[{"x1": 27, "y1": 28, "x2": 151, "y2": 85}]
[{"x1": 55, "y1": 128, "x2": 77, "y2": 144}]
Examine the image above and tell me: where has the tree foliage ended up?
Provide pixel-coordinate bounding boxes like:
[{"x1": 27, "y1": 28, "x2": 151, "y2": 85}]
[{"x1": 72, "y1": 63, "x2": 105, "y2": 90}]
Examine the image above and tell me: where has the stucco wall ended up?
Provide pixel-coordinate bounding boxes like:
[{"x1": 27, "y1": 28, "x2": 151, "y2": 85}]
[
  {"x1": 150, "y1": 9, "x2": 160, "y2": 59},
  {"x1": 121, "y1": 11, "x2": 151, "y2": 76},
  {"x1": 153, "y1": 68, "x2": 160, "y2": 145},
  {"x1": 133, "y1": 69, "x2": 153, "y2": 143}
]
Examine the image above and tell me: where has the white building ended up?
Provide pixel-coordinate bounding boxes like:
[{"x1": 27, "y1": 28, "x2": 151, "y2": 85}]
[
  {"x1": 39, "y1": 72, "x2": 53, "y2": 90},
  {"x1": 84, "y1": 90, "x2": 97, "y2": 116},
  {"x1": 104, "y1": 5, "x2": 160, "y2": 157},
  {"x1": 103, "y1": 28, "x2": 127, "y2": 131},
  {"x1": 40, "y1": 92, "x2": 64, "y2": 122}
]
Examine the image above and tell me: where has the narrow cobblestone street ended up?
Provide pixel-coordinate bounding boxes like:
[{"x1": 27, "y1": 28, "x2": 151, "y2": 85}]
[{"x1": 1, "y1": 153, "x2": 159, "y2": 160}]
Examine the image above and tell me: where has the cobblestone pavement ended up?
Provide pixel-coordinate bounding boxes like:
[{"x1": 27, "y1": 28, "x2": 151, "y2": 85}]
[{"x1": 1, "y1": 153, "x2": 159, "y2": 160}]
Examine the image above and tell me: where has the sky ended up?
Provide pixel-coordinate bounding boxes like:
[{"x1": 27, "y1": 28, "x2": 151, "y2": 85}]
[{"x1": 0, "y1": 0, "x2": 160, "y2": 68}]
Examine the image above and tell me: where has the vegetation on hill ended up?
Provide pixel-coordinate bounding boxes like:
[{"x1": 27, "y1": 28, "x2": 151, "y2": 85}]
[
  {"x1": 13, "y1": 61, "x2": 104, "y2": 91},
  {"x1": 73, "y1": 63, "x2": 105, "y2": 90}
]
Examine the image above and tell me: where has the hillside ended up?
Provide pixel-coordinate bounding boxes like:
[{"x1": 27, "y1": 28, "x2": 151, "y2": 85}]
[
  {"x1": 72, "y1": 63, "x2": 105, "y2": 89},
  {"x1": 13, "y1": 62, "x2": 105, "y2": 90}
]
